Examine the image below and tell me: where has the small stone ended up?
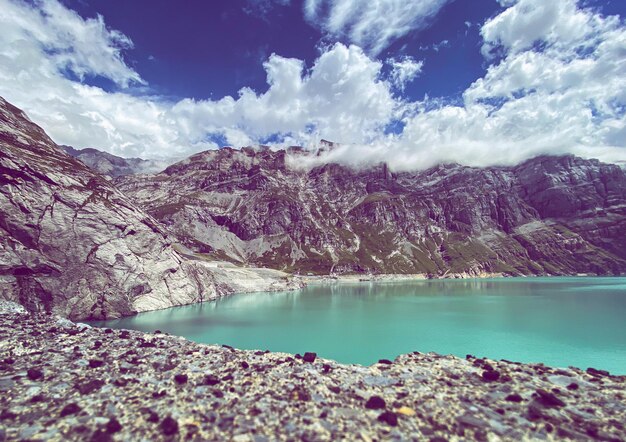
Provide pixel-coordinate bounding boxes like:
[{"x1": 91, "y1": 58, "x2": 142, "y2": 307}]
[
  {"x1": 586, "y1": 367, "x2": 610, "y2": 377},
  {"x1": 203, "y1": 375, "x2": 220, "y2": 386},
  {"x1": 303, "y1": 352, "x2": 317, "y2": 363},
  {"x1": 567, "y1": 383, "x2": 579, "y2": 391},
  {"x1": 76, "y1": 379, "x2": 105, "y2": 395},
  {"x1": 106, "y1": 418, "x2": 122, "y2": 434},
  {"x1": 88, "y1": 359, "x2": 105, "y2": 368},
  {"x1": 377, "y1": 411, "x2": 398, "y2": 426},
  {"x1": 481, "y1": 370, "x2": 500, "y2": 382},
  {"x1": 174, "y1": 374, "x2": 188, "y2": 384},
  {"x1": 241, "y1": 361, "x2": 249, "y2": 369},
  {"x1": 397, "y1": 406, "x2": 416, "y2": 416},
  {"x1": 147, "y1": 411, "x2": 159, "y2": 423},
  {"x1": 60, "y1": 403, "x2": 81, "y2": 417},
  {"x1": 535, "y1": 389, "x2": 565, "y2": 408},
  {"x1": 378, "y1": 359, "x2": 393, "y2": 365},
  {"x1": 161, "y1": 416, "x2": 179, "y2": 435},
  {"x1": 505, "y1": 393, "x2": 523, "y2": 402},
  {"x1": 365, "y1": 396, "x2": 386, "y2": 410},
  {"x1": 27, "y1": 368, "x2": 43, "y2": 381},
  {"x1": 0, "y1": 410, "x2": 17, "y2": 420},
  {"x1": 328, "y1": 385, "x2": 340, "y2": 394}
]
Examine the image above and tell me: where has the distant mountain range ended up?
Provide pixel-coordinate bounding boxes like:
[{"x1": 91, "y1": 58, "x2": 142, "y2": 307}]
[
  {"x1": 117, "y1": 147, "x2": 626, "y2": 276},
  {"x1": 1, "y1": 96, "x2": 625, "y2": 319},
  {"x1": 60, "y1": 145, "x2": 170, "y2": 177}
]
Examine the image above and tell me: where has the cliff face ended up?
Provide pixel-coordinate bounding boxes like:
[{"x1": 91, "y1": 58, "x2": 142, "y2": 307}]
[
  {"x1": 61, "y1": 145, "x2": 168, "y2": 177},
  {"x1": 0, "y1": 97, "x2": 225, "y2": 320},
  {"x1": 117, "y1": 147, "x2": 626, "y2": 276}
]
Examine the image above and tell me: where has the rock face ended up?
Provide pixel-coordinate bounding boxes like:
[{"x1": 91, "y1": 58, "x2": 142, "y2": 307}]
[
  {"x1": 118, "y1": 147, "x2": 626, "y2": 276},
  {"x1": 0, "y1": 97, "x2": 302, "y2": 320},
  {"x1": 61, "y1": 145, "x2": 168, "y2": 177}
]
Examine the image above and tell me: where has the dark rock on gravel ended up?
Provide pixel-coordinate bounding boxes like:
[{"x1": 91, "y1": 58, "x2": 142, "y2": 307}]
[
  {"x1": 365, "y1": 396, "x2": 386, "y2": 410},
  {"x1": 76, "y1": 379, "x2": 105, "y2": 395},
  {"x1": 88, "y1": 359, "x2": 105, "y2": 368},
  {"x1": 377, "y1": 411, "x2": 398, "y2": 426},
  {"x1": 505, "y1": 393, "x2": 523, "y2": 402},
  {"x1": 173, "y1": 373, "x2": 188, "y2": 384},
  {"x1": 1, "y1": 304, "x2": 625, "y2": 441},
  {"x1": 106, "y1": 418, "x2": 122, "y2": 433},
  {"x1": 60, "y1": 403, "x2": 81, "y2": 417},
  {"x1": 481, "y1": 370, "x2": 500, "y2": 382},
  {"x1": 535, "y1": 388, "x2": 566, "y2": 407},
  {"x1": 303, "y1": 352, "x2": 317, "y2": 363},
  {"x1": 160, "y1": 416, "x2": 179, "y2": 435},
  {"x1": 26, "y1": 368, "x2": 43, "y2": 380}
]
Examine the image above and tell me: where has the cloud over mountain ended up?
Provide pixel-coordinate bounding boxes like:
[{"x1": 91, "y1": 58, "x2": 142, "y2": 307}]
[{"x1": 0, "y1": 0, "x2": 624, "y2": 168}]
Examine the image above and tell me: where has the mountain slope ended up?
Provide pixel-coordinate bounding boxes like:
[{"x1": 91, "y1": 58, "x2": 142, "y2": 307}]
[
  {"x1": 0, "y1": 98, "x2": 300, "y2": 320},
  {"x1": 61, "y1": 145, "x2": 168, "y2": 177},
  {"x1": 117, "y1": 147, "x2": 626, "y2": 276}
]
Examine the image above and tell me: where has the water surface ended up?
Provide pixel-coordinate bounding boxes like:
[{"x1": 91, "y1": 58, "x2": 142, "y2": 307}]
[{"x1": 93, "y1": 277, "x2": 626, "y2": 374}]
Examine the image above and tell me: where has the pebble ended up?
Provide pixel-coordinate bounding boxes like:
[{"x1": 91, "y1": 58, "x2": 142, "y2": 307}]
[
  {"x1": 365, "y1": 396, "x2": 386, "y2": 410},
  {"x1": 303, "y1": 352, "x2": 317, "y2": 363},
  {"x1": 160, "y1": 416, "x2": 179, "y2": 435},
  {"x1": 173, "y1": 373, "x2": 188, "y2": 384},
  {"x1": 0, "y1": 306, "x2": 624, "y2": 442},
  {"x1": 60, "y1": 403, "x2": 81, "y2": 417},
  {"x1": 377, "y1": 411, "x2": 398, "y2": 426},
  {"x1": 481, "y1": 370, "x2": 500, "y2": 382},
  {"x1": 26, "y1": 368, "x2": 43, "y2": 381}
]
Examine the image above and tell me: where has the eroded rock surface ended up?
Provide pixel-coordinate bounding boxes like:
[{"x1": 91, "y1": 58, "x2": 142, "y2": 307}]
[
  {"x1": 117, "y1": 147, "x2": 626, "y2": 276},
  {"x1": 0, "y1": 98, "x2": 301, "y2": 320},
  {"x1": 1, "y1": 304, "x2": 624, "y2": 441}
]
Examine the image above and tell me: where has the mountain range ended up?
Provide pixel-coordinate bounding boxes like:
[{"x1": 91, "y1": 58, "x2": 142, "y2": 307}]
[
  {"x1": 1, "y1": 96, "x2": 625, "y2": 319},
  {"x1": 118, "y1": 146, "x2": 626, "y2": 276}
]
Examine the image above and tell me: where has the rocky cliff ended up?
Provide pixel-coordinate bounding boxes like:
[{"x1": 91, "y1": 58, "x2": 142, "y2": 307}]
[
  {"x1": 0, "y1": 97, "x2": 299, "y2": 320},
  {"x1": 117, "y1": 147, "x2": 626, "y2": 276},
  {"x1": 61, "y1": 145, "x2": 168, "y2": 177}
]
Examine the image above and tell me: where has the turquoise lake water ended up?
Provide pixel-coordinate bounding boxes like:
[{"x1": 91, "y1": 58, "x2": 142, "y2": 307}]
[{"x1": 93, "y1": 277, "x2": 626, "y2": 374}]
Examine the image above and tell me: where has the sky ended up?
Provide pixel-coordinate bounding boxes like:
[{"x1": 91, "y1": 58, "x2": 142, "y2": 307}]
[{"x1": 0, "y1": 0, "x2": 625, "y2": 170}]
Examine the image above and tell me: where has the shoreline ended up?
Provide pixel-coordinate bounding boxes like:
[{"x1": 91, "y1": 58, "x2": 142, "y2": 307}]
[{"x1": 1, "y1": 302, "x2": 625, "y2": 441}]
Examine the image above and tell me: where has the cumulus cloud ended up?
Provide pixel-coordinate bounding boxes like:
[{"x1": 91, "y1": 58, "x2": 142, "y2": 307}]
[
  {"x1": 387, "y1": 56, "x2": 423, "y2": 91},
  {"x1": 304, "y1": 0, "x2": 451, "y2": 56},
  {"x1": 0, "y1": 0, "x2": 624, "y2": 170}
]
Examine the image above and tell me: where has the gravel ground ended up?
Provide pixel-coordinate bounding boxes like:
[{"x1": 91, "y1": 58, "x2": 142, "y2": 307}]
[{"x1": 0, "y1": 302, "x2": 625, "y2": 441}]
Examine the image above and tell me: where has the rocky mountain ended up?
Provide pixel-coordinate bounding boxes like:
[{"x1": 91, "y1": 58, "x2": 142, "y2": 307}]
[
  {"x1": 0, "y1": 97, "x2": 298, "y2": 320},
  {"x1": 117, "y1": 147, "x2": 626, "y2": 276},
  {"x1": 61, "y1": 145, "x2": 168, "y2": 177}
]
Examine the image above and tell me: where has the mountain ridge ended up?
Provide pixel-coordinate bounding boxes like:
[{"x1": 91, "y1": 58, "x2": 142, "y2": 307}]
[
  {"x1": 0, "y1": 97, "x2": 299, "y2": 320},
  {"x1": 117, "y1": 146, "x2": 626, "y2": 276}
]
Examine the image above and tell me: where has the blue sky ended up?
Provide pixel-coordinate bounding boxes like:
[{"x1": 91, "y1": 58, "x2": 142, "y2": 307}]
[
  {"x1": 61, "y1": 0, "x2": 502, "y2": 102},
  {"x1": 0, "y1": 0, "x2": 625, "y2": 169}
]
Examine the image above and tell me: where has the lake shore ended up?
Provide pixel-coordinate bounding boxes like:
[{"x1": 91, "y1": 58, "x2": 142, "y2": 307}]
[
  {"x1": 299, "y1": 271, "x2": 508, "y2": 284},
  {"x1": 1, "y1": 302, "x2": 624, "y2": 441}
]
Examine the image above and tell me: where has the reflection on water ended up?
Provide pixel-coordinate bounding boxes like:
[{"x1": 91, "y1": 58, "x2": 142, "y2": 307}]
[{"x1": 92, "y1": 277, "x2": 626, "y2": 374}]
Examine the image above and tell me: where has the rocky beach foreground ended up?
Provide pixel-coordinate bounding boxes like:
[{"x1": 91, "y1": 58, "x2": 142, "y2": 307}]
[{"x1": 1, "y1": 303, "x2": 625, "y2": 442}]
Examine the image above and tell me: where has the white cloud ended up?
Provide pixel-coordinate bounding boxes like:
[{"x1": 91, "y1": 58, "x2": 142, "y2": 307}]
[
  {"x1": 0, "y1": 0, "x2": 142, "y2": 87},
  {"x1": 387, "y1": 56, "x2": 423, "y2": 91},
  {"x1": 304, "y1": 0, "x2": 451, "y2": 56},
  {"x1": 0, "y1": 0, "x2": 624, "y2": 170},
  {"x1": 171, "y1": 44, "x2": 398, "y2": 146}
]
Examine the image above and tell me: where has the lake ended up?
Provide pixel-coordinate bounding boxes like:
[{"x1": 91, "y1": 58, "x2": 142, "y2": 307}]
[{"x1": 92, "y1": 277, "x2": 626, "y2": 374}]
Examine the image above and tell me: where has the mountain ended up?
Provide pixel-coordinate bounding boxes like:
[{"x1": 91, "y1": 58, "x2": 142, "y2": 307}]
[
  {"x1": 61, "y1": 145, "x2": 169, "y2": 177},
  {"x1": 0, "y1": 97, "x2": 298, "y2": 320},
  {"x1": 117, "y1": 147, "x2": 626, "y2": 276}
]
